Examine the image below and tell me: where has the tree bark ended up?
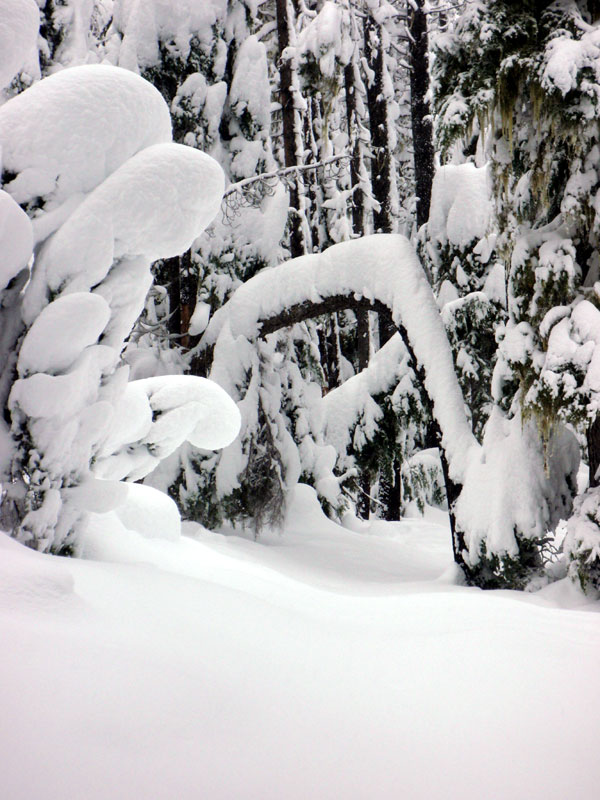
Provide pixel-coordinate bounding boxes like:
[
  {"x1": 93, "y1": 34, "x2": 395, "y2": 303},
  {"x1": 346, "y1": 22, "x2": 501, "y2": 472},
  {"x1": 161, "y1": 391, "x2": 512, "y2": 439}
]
[
  {"x1": 276, "y1": 0, "x2": 304, "y2": 258},
  {"x1": 587, "y1": 416, "x2": 600, "y2": 488},
  {"x1": 363, "y1": 14, "x2": 393, "y2": 235},
  {"x1": 408, "y1": 0, "x2": 435, "y2": 229}
]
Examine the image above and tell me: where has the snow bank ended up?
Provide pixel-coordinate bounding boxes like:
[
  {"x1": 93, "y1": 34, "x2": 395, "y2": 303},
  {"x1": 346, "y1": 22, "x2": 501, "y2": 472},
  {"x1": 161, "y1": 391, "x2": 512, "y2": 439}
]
[
  {"x1": 0, "y1": 191, "x2": 33, "y2": 291},
  {"x1": 0, "y1": 65, "x2": 172, "y2": 214},
  {"x1": 202, "y1": 234, "x2": 479, "y2": 481},
  {"x1": 0, "y1": 0, "x2": 39, "y2": 91},
  {"x1": 0, "y1": 531, "x2": 74, "y2": 607},
  {"x1": 114, "y1": 482, "x2": 181, "y2": 541},
  {"x1": 2, "y1": 500, "x2": 599, "y2": 800}
]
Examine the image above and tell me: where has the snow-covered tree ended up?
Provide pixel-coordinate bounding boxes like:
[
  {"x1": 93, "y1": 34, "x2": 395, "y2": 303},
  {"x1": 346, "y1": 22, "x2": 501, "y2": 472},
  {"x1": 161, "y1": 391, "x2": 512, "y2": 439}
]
[
  {"x1": 0, "y1": 64, "x2": 239, "y2": 553},
  {"x1": 432, "y1": 0, "x2": 600, "y2": 587}
]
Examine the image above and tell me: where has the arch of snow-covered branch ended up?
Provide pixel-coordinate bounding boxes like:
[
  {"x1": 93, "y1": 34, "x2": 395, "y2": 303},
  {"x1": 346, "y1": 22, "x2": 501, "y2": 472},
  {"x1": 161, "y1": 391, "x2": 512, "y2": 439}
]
[{"x1": 200, "y1": 234, "x2": 480, "y2": 483}]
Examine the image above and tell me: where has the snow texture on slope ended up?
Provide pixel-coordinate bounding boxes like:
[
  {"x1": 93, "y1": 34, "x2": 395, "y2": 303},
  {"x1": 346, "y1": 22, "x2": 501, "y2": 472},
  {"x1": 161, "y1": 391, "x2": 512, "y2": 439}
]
[{"x1": 1, "y1": 488, "x2": 599, "y2": 800}]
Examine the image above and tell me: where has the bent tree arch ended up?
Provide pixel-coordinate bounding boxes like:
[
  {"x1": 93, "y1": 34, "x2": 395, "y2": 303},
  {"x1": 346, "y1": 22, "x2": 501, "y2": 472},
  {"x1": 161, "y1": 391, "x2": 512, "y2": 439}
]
[{"x1": 198, "y1": 234, "x2": 481, "y2": 569}]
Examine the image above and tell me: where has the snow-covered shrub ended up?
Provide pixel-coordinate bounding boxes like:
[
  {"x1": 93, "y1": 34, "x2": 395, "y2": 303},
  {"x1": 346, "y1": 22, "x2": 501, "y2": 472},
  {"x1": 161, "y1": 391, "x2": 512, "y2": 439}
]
[
  {"x1": 0, "y1": 64, "x2": 239, "y2": 553},
  {"x1": 323, "y1": 333, "x2": 437, "y2": 517},
  {"x1": 563, "y1": 489, "x2": 600, "y2": 594},
  {"x1": 456, "y1": 408, "x2": 579, "y2": 589}
]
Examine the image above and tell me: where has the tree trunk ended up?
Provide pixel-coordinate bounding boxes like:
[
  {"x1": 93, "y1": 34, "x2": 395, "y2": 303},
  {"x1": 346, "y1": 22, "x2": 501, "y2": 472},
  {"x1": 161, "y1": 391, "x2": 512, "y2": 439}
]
[
  {"x1": 587, "y1": 416, "x2": 600, "y2": 488},
  {"x1": 276, "y1": 0, "x2": 304, "y2": 258},
  {"x1": 363, "y1": 13, "x2": 393, "y2": 235},
  {"x1": 408, "y1": 0, "x2": 435, "y2": 229}
]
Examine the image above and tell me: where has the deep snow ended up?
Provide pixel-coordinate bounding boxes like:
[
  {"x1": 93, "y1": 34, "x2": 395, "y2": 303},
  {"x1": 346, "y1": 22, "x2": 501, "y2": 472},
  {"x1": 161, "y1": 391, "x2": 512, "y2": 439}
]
[{"x1": 1, "y1": 484, "x2": 598, "y2": 800}]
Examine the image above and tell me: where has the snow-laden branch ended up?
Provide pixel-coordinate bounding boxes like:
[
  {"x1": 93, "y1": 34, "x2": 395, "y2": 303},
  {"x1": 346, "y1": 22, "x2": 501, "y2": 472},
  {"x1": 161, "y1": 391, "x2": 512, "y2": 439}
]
[
  {"x1": 200, "y1": 234, "x2": 480, "y2": 482},
  {"x1": 220, "y1": 154, "x2": 350, "y2": 220}
]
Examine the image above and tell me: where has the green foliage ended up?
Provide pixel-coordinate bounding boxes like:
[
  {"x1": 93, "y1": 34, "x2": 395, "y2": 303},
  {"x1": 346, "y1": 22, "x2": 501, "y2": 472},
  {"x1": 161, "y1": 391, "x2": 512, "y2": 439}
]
[{"x1": 468, "y1": 535, "x2": 543, "y2": 590}]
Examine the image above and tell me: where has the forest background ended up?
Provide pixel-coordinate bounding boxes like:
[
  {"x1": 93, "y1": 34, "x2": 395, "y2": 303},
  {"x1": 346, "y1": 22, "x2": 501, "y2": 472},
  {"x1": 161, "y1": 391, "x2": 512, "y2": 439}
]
[{"x1": 2, "y1": 0, "x2": 600, "y2": 594}]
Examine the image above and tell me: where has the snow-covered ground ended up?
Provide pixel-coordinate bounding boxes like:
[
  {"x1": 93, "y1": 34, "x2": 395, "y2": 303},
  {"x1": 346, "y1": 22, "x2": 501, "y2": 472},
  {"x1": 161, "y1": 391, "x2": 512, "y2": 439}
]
[{"x1": 1, "y1": 484, "x2": 599, "y2": 800}]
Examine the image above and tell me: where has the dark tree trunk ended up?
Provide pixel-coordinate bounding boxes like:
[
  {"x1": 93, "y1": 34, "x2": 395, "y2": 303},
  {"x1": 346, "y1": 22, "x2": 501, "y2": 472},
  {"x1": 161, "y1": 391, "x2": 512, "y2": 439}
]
[
  {"x1": 344, "y1": 62, "x2": 365, "y2": 238},
  {"x1": 363, "y1": 14, "x2": 393, "y2": 235},
  {"x1": 178, "y1": 249, "x2": 197, "y2": 350},
  {"x1": 276, "y1": 0, "x2": 304, "y2": 258},
  {"x1": 408, "y1": 0, "x2": 435, "y2": 229},
  {"x1": 587, "y1": 416, "x2": 600, "y2": 488},
  {"x1": 157, "y1": 256, "x2": 181, "y2": 338}
]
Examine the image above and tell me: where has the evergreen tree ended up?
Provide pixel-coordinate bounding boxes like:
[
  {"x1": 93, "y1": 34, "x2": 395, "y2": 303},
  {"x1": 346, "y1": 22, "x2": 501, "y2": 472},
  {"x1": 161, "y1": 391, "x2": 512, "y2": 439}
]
[{"x1": 433, "y1": 0, "x2": 596, "y2": 587}]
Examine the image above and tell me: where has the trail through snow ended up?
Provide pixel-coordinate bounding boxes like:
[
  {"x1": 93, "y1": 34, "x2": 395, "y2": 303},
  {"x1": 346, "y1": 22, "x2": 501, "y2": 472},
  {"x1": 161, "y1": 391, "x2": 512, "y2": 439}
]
[{"x1": 1, "y1": 484, "x2": 599, "y2": 800}]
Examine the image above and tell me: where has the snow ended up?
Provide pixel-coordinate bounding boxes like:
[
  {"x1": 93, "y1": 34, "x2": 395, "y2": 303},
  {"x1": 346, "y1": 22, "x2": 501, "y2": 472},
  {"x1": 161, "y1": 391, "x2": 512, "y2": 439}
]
[
  {"x1": 542, "y1": 25, "x2": 600, "y2": 100},
  {"x1": 428, "y1": 162, "x2": 493, "y2": 247},
  {"x1": 113, "y1": 482, "x2": 182, "y2": 541},
  {"x1": 228, "y1": 36, "x2": 271, "y2": 136},
  {"x1": 0, "y1": 0, "x2": 39, "y2": 91},
  {"x1": 94, "y1": 376, "x2": 241, "y2": 482},
  {"x1": 0, "y1": 65, "x2": 172, "y2": 214},
  {"x1": 0, "y1": 190, "x2": 33, "y2": 291},
  {"x1": 297, "y1": 1, "x2": 353, "y2": 77},
  {"x1": 322, "y1": 333, "x2": 407, "y2": 453},
  {"x1": 110, "y1": 0, "x2": 229, "y2": 71},
  {"x1": 0, "y1": 485, "x2": 598, "y2": 800},
  {"x1": 17, "y1": 293, "x2": 111, "y2": 376},
  {"x1": 202, "y1": 234, "x2": 480, "y2": 482},
  {"x1": 24, "y1": 142, "x2": 224, "y2": 326},
  {"x1": 456, "y1": 407, "x2": 579, "y2": 560}
]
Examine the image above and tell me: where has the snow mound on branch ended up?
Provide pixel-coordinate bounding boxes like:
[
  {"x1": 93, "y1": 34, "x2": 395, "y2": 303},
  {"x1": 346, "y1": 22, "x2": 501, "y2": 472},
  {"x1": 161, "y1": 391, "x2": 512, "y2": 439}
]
[
  {"x1": 428, "y1": 163, "x2": 493, "y2": 247},
  {"x1": 94, "y1": 376, "x2": 241, "y2": 482},
  {"x1": 0, "y1": 65, "x2": 172, "y2": 211},
  {"x1": 10, "y1": 347, "x2": 115, "y2": 420},
  {"x1": 18, "y1": 294, "x2": 111, "y2": 376},
  {"x1": 0, "y1": 190, "x2": 33, "y2": 291},
  {"x1": 202, "y1": 234, "x2": 479, "y2": 481},
  {"x1": 229, "y1": 36, "x2": 271, "y2": 138},
  {"x1": 24, "y1": 143, "x2": 224, "y2": 324},
  {"x1": 323, "y1": 334, "x2": 407, "y2": 453},
  {"x1": 297, "y1": 1, "x2": 353, "y2": 76},
  {"x1": 542, "y1": 26, "x2": 600, "y2": 99},
  {"x1": 0, "y1": 0, "x2": 39, "y2": 91}
]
